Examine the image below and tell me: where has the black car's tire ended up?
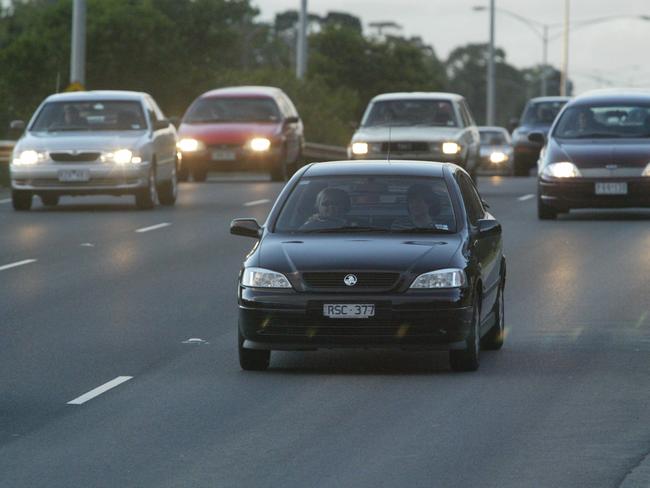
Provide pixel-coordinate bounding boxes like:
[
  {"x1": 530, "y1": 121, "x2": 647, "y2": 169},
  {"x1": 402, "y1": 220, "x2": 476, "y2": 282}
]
[
  {"x1": 481, "y1": 279, "x2": 505, "y2": 350},
  {"x1": 157, "y1": 164, "x2": 178, "y2": 206},
  {"x1": 449, "y1": 295, "x2": 481, "y2": 372},
  {"x1": 12, "y1": 190, "x2": 32, "y2": 211},
  {"x1": 537, "y1": 196, "x2": 558, "y2": 220},
  {"x1": 135, "y1": 167, "x2": 157, "y2": 210},
  {"x1": 238, "y1": 331, "x2": 270, "y2": 371},
  {"x1": 192, "y1": 166, "x2": 207, "y2": 182},
  {"x1": 40, "y1": 194, "x2": 59, "y2": 207}
]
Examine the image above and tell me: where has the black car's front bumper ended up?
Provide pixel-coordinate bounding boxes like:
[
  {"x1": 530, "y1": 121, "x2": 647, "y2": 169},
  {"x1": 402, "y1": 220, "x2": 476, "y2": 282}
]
[
  {"x1": 539, "y1": 177, "x2": 650, "y2": 210},
  {"x1": 238, "y1": 287, "x2": 474, "y2": 351}
]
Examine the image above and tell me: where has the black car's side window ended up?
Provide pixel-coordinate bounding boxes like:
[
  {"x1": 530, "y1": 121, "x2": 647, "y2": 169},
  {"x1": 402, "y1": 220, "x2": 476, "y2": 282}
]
[{"x1": 457, "y1": 173, "x2": 484, "y2": 225}]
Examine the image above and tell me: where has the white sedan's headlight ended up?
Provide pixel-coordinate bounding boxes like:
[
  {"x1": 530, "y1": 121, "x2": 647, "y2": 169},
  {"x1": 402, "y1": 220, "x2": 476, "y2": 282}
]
[
  {"x1": 242, "y1": 267, "x2": 292, "y2": 288},
  {"x1": 13, "y1": 150, "x2": 47, "y2": 165},
  {"x1": 541, "y1": 162, "x2": 581, "y2": 178},
  {"x1": 410, "y1": 268, "x2": 466, "y2": 289},
  {"x1": 489, "y1": 151, "x2": 508, "y2": 164},
  {"x1": 351, "y1": 142, "x2": 369, "y2": 155},
  {"x1": 642, "y1": 163, "x2": 650, "y2": 176},
  {"x1": 177, "y1": 138, "x2": 205, "y2": 152},
  {"x1": 442, "y1": 142, "x2": 461, "y2": 155},
  {"x1": 102, "y1": 149, "x2": 140, "y2": 165}
]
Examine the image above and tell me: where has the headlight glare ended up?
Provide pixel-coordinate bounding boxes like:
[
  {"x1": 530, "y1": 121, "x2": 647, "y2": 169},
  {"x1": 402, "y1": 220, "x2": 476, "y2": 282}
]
[
  {"x1": 642, "y1": 163, "x2": 650, "y2": 176},
  {"x1": 542, "y1": 161, "x2": 581, "y2": 178},
  {"x1": 351, "y1": 142, "x2": 369, "y2": 155},
  {"x1": 410, "y1": 268, "x2": 466, "y2": 289},
  {"x1": 442, "y1": 142, "x2": 461, "y2": 155},
  {"x1": 177, "y1": 138, "x2": 204, "y2": 152},
  {"x1": 249, "y1": 137, "x2": 271, "y2": 152},
  {"x1": 242, "y1": 267, "x2": 292, "y2": 288},
  {"x1": 113, "y1": 149, "x2": 133, "y2": 165},
  {"x1": 489, "y1": 151, "x2": 508, "y2": 164},
  {"x1": 14, "y1": 150, "x2": 45, "y2": 165}
]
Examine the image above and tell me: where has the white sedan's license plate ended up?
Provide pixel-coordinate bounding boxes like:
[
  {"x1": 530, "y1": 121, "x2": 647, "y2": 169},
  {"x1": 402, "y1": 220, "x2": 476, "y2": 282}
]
[
  {"x1": 212, "y1": 150, "x2": 236, "y2": 161},
  {"x1": 58, "y1": 169, "x2": 90, "y2": 182},
  {"x1": 595, "y1": 182, "x2": 628, "y2": 195},
  {"x1": 323, "y1": 304, "x2": 375, "y2": 319}
]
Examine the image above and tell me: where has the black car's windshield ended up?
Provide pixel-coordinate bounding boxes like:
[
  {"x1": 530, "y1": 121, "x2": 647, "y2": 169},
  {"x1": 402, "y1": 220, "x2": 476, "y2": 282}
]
[
  {"x1": 275, "y1": 176, "x2": 457, "y2": 234},
  {"x1": 521, "y1": 101, "x2": 567, "y2": 126},
  {"x1": 184, "y1": 97, "x2": 280, "y2": 123},
  {"x1": 554, "y1": 104, "x2": 650, "y2": 139},
  {"x1": 31, "y1": 101, "x2": 147, "y2": 132},
  {"x1": 480, "y1": 130, "x2": 508, "y2": 145},
  {"x1": 362, "y1": 100, "x2": 458, "y2": 127}
]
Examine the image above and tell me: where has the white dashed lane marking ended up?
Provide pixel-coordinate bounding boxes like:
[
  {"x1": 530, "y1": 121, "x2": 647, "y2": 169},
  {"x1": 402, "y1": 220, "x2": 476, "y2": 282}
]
[
  {"x1": 517, "y1": 194, "x2": 535, "y2": 201},
  {"x1": 0, "y1": 259, "x2": 37, "y2": 272},
  {"x1": 67, "y1": 376, "x2": 133, "y2": 405},
  {"x1": 135, "y1": 222, "x2": 171, "y2": 233},
  {"x1": 243, "y1": 199, "x2": 271, "y2": 207}
]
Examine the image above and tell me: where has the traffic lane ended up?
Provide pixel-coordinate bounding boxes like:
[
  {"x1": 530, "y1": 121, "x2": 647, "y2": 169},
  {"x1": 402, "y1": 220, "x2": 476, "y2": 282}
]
[{"x1": 0, "y1": 184, "x2": 276, "y2": 441}]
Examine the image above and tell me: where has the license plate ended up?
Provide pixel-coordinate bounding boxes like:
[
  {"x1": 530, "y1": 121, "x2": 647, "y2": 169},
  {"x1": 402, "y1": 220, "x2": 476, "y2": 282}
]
[
  {"x1": 58, "y1": 169, "x2": 90, "y2": 182},
  {"x1": 323, "y1": 304, "x2": 375, "y2": 319},
  {"x1": 595, "y1": 182, "x2": 628, "y2": 195},
  {"x1": 212, "y1": 150, "x2": 236, "y2": 161}
]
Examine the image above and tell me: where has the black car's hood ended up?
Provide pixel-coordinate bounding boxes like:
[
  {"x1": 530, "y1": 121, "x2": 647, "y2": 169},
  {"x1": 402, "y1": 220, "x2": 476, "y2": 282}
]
[
  {"x1": 258, "y1": 234, "x2": 463, "y2": 274},
  {"x1": 554, "y1": 139, "x2": 650, "y2": 168}
]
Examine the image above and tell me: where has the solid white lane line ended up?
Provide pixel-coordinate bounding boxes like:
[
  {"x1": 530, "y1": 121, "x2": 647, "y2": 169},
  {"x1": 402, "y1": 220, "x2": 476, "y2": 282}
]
[
  {"x1": 0, "y1": 198, "x2": 11, "y2": 204},
  {"x1": 0, "y1": 259, "x2": 37, "y2": 272},
  {"x1": 67, "y1": 376, "x2": 133, "y2": 405},
  {"x1": 517, "y1": 194, "x2": 535, "y2": 201},
  {"x1": 135, "y1": 222, "x2": 171, "y2": 233},
  {"x1": 243, "y1": 198, "x2": 271, "y2": 207}
]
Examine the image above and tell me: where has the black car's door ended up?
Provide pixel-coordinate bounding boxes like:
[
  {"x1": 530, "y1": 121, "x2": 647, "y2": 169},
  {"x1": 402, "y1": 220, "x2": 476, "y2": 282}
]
[{"x1": 457, "y1": 172, "x2": 502, "y2": 328}]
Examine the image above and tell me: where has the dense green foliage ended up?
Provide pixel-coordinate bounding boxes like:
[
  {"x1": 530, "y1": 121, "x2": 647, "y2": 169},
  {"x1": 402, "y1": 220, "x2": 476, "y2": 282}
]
[{"x1": 0, "y1": 0, "x2": 563, "y2": 144}]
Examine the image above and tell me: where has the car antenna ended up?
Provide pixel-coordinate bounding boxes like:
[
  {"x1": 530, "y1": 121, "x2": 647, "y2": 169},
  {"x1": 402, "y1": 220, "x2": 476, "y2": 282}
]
[{"x1": 387, "y1": 125, "x2": 392, "y2": 163}]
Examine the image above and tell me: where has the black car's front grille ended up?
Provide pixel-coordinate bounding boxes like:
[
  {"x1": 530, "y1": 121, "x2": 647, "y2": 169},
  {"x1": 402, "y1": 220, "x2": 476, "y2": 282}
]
[
  {"x1": 302, "y1": 272, "x2": 400, "y2": 290},
  {"x1": 380, "y1": 142, "x2": 430, "y2": 153},
  {"x1": 50, "y1": 152, "x2": 101, "y2": 162}
]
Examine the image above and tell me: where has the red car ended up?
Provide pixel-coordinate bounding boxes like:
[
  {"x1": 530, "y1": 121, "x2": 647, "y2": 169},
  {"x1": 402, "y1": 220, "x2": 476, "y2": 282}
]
[{"x1": 177, "y1": 86, "x2": 304, "y2": 182}]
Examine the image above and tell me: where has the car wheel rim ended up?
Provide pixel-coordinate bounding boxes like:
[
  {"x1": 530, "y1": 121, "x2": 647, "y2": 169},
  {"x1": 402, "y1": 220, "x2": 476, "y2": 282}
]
[{"x1": 498, "y1": 285, "x2": 505, "y2": 333}]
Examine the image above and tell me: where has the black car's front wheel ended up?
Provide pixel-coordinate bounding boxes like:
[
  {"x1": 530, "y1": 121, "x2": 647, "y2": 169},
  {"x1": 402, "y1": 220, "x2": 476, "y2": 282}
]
[
  {"x1": 537, "y1": 195, "x2": 559, "y2": 220},
  {"x1": 238, "y1": 330, "x2": 270, "y2": 371},
  {"x1": 449, "y1": 295, "x2": 481, "y2": 372},
  {"x1": 481, "y1": 278, "x2": 505, "y2": 350}
]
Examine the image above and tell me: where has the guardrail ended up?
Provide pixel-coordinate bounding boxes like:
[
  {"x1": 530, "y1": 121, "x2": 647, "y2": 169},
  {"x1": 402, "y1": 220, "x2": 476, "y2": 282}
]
[
  {"x1": 0, "y1": 140, "x2": 14, "y2": 187},
  {"x1": 303, "y1": 142, "x2": 347, "y2": 162}
]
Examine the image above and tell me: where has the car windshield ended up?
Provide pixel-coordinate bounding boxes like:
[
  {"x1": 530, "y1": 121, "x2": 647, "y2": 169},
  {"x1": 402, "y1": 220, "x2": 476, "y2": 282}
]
[
  {"x1": 184, "y1": 97, "x2": 281, "y2": 123},
  {"x1": 553, "y1": 104, "x2": 650, "y2": 139},
  {"x1": 520, "y1": 101, "x2": 567, "y2": 126},
  {"x1": 480, "y1": 130, "x2": 508, "y2": 145},
  {"x1": 362, "y1": 100, "x2": 458, "y2": 127},
  {"x1": 274, "y1": 175, "x2": 457, "y2": 234},
  {"x1": 31, "y1": 101, "x2": 147, "y2": 132}
]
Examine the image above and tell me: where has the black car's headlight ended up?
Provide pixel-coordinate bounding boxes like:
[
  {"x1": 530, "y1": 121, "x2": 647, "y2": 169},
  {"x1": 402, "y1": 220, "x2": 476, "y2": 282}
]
[
  {"x1": 541, "y1": 162, "x2": 581, "y2": 179},
  {"x1": 242, "y1": 267, "x2": 292, "y2": 288},
  {"x1": 410, "y1": 268, "x2": 466, "y2": 289}
]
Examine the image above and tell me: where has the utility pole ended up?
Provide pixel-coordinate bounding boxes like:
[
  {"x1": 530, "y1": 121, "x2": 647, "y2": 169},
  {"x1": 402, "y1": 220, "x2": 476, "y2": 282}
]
[
  {"x1": 70, "y1": 0, "x2": 86, "y2": 88},
  {"x1": 541, "y1": 25, "x2": 548, "y2": 96},
  {"x1": 486, "y1": 0, "x2": 496, "y2": 125},
  {"x1": 296, "y1": 0, "x2": 307, "y2": 80},
  {"x1": 560, "y1": 0, "x2": 570, "y2": 96}
]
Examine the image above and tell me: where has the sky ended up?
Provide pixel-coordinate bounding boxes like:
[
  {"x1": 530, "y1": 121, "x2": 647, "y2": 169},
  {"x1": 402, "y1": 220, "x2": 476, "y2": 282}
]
[{"x1": 253, "y1": 0, "x2": 650, "y2": 95}]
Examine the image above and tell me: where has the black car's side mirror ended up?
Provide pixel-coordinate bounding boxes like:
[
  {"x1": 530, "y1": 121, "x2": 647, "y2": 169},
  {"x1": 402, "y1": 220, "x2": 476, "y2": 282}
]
[
  {"x1": 169, "y1": 116, "x2": 181, "y2": 128},
  {"x1": 230, "y1": 218, "x2": 262, "y2": 238},
  {"x1": 9, "y1": 120, "x2": 25, "y2": 131},
  {"x1": 284, "y1": 116, "x2": 299, "y2": 125},
  {"x1": 154, "y1": 119, "x2": 171, "y2": 130},
  {"x1": 528, "y1": 132, "x2": 546, "y2": 144},
  {"x1": 477, "y1": 219, "x2": 501, "y2": 237}
]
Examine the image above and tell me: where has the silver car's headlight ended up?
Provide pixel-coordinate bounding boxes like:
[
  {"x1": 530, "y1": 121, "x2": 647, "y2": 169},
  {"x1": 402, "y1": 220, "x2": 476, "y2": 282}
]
[
  {"x1": 351, "y1": 142, "x2": 369, "y2": 155},
  {"x1": 242, "y1": 267, "x2": 292, "y2": 288},
  {"x1": 410, "y1": 268, "x2": 466, "y2": 289},
  {"x1": 642, "y1": 163, "x2": 650, "y2": 176},
  {"x1": 541, "y1": 162, "x2": 581, "y2": 178},
  {"x1": 442, "y1": 142, "x2": 461, "y2": 155},
  {"x1": 13, "y1": 150, "x2": 47, "y2": 165},
  {"x1": 101, "y1": 149, "x2": 141, "y2": 165}
]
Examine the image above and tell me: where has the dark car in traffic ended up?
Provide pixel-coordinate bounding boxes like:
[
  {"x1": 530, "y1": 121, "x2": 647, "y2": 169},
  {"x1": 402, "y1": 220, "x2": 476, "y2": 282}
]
[
  {"x1": 511, "y1": 96, "x2": 570, "y2": 176},
  {"x1": 536, "y1": 90, "x2": 650, "y2": 219},
  {"x1": 230, "y1": 161, "x2": 506, "y2": 372},
  {"x1": 176, "y1": 86, "x2": 304, "y2": 182}
]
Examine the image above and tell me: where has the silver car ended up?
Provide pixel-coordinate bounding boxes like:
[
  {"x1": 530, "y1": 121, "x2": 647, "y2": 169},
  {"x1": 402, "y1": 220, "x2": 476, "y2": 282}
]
[
  {"x1": 347, "y1": 92, "x2": 481, "y2": 178},
  {"x1": 9, "y1": 90, "x2": 178, "y2": 210}
]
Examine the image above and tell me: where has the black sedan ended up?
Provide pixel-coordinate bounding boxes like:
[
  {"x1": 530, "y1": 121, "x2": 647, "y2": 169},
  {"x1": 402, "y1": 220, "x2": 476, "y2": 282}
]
[
  {"x1": 231, "y1": 161, "x2": 506, "y2": 372},
  {"x1": 536, "y1": 90, "x2": 650, "y2": 219}
]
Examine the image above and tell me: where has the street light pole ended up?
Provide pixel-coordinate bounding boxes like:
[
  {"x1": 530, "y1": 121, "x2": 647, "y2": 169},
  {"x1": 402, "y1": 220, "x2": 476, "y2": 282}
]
[
  {"x1": 296, "y1": 0, "x2": 307, "y2": 80},
  {"x1": 541, "y1": 25, "x2": 548, "y2": 96},
  {"x1": 486, "y1": 0, "x2": 496, "y2": 125},
  {"x1": 560, "y1": 0, "x2": 570, "y2": 96},
  {"x1": 70, "y1": 0, "x2": 86, "y2": 87}
]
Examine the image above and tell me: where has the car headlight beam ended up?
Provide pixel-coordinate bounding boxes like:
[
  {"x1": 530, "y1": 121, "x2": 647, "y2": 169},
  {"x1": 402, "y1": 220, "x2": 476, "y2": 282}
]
[
  {"x1": 351, "y1": 142, "x2": 369, "y2": 155},
  {"x1": 410, "y1": 268, "x2": 466, "y2": 289},
  {"x1": 642, "y1": 163, "x2": 650, "y2": 176},
  {"x1": 541, "y1": 161, "x2": 581, "y2": 179},
  {"x1": 442, "y1": 142, "x2": 461, "y2": 155},
  {"x1": 13, "y1": 150, "x2": 46, "y2": 165},
  {"x1": 177, "y1": 138, "x2": 205, "y2": 152},
  {"x1": 249, "y1": 137, "x2": 271, "y2": 152},
  {"x1": 489, "y1": 151, "x2": 508, "y2": 164},
  {"x1": 242, "y1": 267, "x2": 292, "y2": 288}
]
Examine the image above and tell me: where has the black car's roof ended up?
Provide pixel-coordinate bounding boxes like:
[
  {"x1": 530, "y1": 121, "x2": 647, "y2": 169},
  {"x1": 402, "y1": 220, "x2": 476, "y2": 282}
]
[
  {"x1": 303, "y1": 160, "x2": 449, "y2": 178},
  {"x1": 569, "y1": 90, "x2": 650, "y2": 107}
]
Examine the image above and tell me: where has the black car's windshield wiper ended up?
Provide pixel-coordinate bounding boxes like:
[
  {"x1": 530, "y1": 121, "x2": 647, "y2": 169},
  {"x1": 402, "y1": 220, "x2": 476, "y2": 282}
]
[
  {"x1": 300, "y1": 226, "x2": 391, "y2": 234},
  {"x1": 393, "y1": 227, "x2": 453, "y2": 234},
  {"x1": 572, "y1": 132, "x2": 623, "y2": 139},
  {"x1": 47, "y1": 126, "x2": 91, "y2": 132}
]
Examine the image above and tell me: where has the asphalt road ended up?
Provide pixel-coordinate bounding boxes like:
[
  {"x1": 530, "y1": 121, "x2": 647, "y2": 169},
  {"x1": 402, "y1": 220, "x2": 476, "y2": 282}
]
[{"x1": 1, "y1": 173, "x2": 649, "y2": 488}]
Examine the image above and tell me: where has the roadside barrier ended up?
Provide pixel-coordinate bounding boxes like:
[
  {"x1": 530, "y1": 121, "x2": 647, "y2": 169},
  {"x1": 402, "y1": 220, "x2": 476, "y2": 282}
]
[{"x1": 0, "y1": 140, "x2": 14, "y2": 187}]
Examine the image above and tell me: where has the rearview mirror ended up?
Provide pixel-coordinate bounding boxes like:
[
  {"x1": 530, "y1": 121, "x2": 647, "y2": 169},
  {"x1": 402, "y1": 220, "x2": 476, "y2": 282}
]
[
  {"x1": 153, "y1": 119, "x2": 171, "y2": 130},
  {"x1": 169, "y1": 116, "x2": 181, "y2": 128},
  {"x1": 528, "y1": 132, "x2": 545, "y2": 145},
  {"x1": 284, "y1": 116, "x2": 299, "y2": 125},
  {"x1": 230, "y1": 218, "x2": 262, "y2": 238},
  {"x1": 9, "y1": 120, "x2": 25, "y2": 131},
  {"x1": 477, "y1": 219, "x2": 501, "y2": 237}
]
